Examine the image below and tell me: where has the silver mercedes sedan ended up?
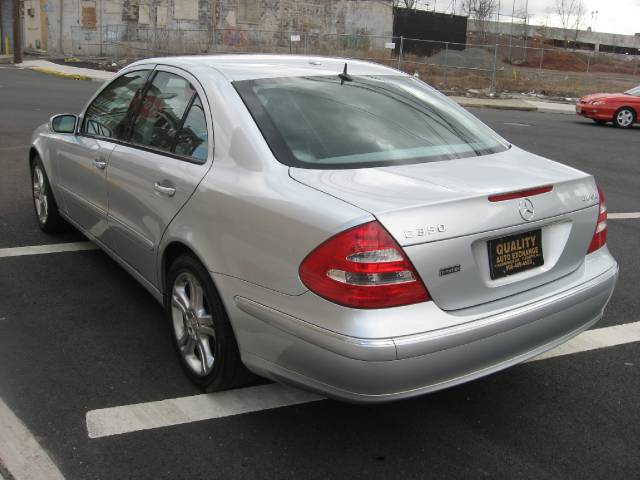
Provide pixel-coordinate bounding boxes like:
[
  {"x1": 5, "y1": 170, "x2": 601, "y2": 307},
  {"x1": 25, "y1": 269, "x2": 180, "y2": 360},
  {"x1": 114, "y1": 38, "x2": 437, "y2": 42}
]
[{"x1": 30, "y1": 55, "x2": 617, "y2": 402}]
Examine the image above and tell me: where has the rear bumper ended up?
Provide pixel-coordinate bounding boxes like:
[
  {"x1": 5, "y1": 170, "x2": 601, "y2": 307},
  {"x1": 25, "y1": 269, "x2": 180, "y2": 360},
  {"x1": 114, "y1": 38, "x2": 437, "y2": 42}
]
[{"x1": 220, "y1": 250, "x2": 617, "y2": 403}]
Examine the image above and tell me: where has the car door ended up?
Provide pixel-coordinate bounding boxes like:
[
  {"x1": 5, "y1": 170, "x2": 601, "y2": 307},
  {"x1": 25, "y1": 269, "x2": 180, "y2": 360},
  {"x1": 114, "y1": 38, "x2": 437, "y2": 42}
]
[
  {"x1": 55, "y1": 68, "x2": 151, "y2": 240},
  {"x1": 106, "y1": 66, "x2": 212, "y2": 286}
]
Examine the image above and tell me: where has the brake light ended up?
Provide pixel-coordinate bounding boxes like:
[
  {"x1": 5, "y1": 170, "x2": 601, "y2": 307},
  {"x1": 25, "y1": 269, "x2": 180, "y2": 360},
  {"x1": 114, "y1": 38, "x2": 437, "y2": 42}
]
[
  {"x1": 587, "y1": 184, "x2": 607, "y2": 253},
  {"x1": 299, "y1": 221, "x2": 430, "y2": 309},
  {"x1": 488, "y1": 185, "x2": 553, "y2": 202}
]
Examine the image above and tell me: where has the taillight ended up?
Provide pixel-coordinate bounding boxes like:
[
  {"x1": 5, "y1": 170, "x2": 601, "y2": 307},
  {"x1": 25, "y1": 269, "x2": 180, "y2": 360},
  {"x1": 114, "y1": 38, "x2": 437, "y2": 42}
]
[
  {"x1": 587, "y1": 184, "x2": 607, "y2": 254},
  {"x1": 299, "y1": 221, "x2": 430, "y2": 309}
]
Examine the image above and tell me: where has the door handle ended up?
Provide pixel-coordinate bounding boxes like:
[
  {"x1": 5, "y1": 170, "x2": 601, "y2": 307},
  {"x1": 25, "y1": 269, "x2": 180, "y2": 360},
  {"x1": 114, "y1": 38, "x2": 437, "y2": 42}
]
[
  {"x1": 93, "y1": 158, "x2": 107, "y2": 170},
  {"x1": 154, "y1": 182, "x2": 176, "y2": 197}
]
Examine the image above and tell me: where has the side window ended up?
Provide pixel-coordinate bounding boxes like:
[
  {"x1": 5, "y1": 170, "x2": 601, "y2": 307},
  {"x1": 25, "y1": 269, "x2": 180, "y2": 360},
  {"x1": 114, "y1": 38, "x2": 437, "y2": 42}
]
[
  {"x1": 129, "y1": 71, "x2": 195, "y2": 153},
  {"x1": 82, "y1": 70, "x2": 149, "y2": 140},
  {"x1": 174, "y1": 97, "x2": 209, "y2": 161}
]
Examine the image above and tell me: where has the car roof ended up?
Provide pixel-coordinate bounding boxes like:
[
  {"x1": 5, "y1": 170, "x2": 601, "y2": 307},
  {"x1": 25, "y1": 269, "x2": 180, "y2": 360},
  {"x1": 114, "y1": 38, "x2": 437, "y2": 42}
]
[{"x1": 127, "y1": 54, "x2": 404, "y2": 81}]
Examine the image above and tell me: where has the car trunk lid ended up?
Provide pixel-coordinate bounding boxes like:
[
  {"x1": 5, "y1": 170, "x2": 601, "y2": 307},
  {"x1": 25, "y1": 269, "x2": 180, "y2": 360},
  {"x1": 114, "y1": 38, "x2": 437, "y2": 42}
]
[{"x1": 290, "y1": 147, "x2": 599, "y2": 310}]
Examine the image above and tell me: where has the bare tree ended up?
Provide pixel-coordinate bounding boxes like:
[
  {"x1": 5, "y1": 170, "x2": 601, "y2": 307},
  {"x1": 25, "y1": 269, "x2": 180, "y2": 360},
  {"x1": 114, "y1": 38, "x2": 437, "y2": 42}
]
[
  {"x1": 553, "y1": 0, "x2": 586, "y2": 47},
  {"x1": 572, "y1": 0, "x2": 587, "y2": 40},
  {"x1": 464, "y1": 0, "x2": 498, "y2": 40}
]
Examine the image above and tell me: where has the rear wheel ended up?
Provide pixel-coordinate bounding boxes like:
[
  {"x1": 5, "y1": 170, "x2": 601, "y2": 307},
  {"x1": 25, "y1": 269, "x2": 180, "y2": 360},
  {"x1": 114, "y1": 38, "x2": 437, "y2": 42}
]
[
  {"x1": 613, "y1": 108, "x2": 635, "y2": 129},
  {"x1": 31, "y1": 156, "x2": 68, "y2": 233},
  {"x1": 165, "y1": 255, "x2": 252, "y2": 391}
]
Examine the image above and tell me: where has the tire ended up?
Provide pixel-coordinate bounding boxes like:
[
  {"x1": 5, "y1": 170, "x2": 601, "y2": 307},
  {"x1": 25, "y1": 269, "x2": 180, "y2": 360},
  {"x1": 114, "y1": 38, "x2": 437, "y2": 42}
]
[
  {"x1": 165, "y1": 254, "x2": 253, "y2": 392},
  {"x1": 31, "y1": 156, "x2": 68, "y2": 233},
  {"x1": 592, "y1": 119, "x2": 607, "y2": 125},
  {"x1": 613, "y1": 107, "x2": 636, "y2": 129}
]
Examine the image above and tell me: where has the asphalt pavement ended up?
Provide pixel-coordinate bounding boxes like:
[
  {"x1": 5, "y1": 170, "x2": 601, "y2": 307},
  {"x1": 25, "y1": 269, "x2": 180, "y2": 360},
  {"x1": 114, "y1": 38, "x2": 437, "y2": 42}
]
[{"x1": 0, "y1": 67, "x2": 639, "y2": 479}]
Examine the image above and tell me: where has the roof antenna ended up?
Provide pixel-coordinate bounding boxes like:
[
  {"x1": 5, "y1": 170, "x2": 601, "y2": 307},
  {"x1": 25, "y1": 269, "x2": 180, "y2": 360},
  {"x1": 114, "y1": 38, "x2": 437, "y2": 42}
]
[{"x1": 338, "y1": 62, "x2": 352, "y2": 84}]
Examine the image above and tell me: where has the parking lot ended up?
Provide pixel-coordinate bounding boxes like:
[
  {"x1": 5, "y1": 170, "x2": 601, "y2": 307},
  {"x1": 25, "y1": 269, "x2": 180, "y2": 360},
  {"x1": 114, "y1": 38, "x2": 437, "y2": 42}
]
[{"x1": 1, "y1": 67, "x2": 639, "y2": 479}]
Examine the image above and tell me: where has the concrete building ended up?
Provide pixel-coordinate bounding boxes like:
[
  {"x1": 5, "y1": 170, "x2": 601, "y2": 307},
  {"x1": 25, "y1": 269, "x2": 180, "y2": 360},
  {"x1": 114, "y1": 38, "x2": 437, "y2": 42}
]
[
  {"x1": 4, "y1": 3, "x2": 638, "y2": 59},
  {"x1": 0, "y1": 0, "x2": 393, "y2": 56},
  {"x1": 0, "y1": 0, "x2": 49, "y2": 54},
  {"x1": 0, "y1": 0, "x2": 13, "y2": 54},
  {"x1": 468, "y1": 18, "x2": 640, "y2": 55}
]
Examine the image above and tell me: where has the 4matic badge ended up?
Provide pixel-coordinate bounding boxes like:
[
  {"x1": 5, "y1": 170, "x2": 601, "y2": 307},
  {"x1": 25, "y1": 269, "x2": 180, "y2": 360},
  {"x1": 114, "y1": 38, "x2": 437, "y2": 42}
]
[{"x1": 439, "y1": 264, "x2": 461, "y2": 277}]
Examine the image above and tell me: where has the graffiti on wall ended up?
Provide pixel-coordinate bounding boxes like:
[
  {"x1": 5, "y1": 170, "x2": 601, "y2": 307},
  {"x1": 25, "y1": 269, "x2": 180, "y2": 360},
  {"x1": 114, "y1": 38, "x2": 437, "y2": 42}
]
[{"x1": 222, "y1": 28, "x2": 248, "y2": 46}]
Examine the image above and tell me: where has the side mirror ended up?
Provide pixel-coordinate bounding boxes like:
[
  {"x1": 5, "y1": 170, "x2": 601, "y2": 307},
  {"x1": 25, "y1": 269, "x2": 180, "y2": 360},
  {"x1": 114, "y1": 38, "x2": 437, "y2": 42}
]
[{"x1": 50, "y1": 114, "x2": 77, "y2": 134}]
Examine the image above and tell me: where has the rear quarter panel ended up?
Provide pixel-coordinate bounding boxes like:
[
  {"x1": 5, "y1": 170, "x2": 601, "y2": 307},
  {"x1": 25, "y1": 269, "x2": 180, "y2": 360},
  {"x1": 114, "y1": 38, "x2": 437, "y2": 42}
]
[{"x1": 158, "y1": 70, "x2": 372, "y2": 296}]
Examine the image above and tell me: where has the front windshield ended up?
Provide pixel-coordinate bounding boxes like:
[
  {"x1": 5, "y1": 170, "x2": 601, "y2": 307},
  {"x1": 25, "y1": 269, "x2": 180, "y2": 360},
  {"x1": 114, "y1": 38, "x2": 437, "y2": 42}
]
[
  {"x1": 625, "y1": 86, "x2": 640, "y2": 96},
  {"x1": 234, "y1": 75, "x2": 509, "y2": 169}
]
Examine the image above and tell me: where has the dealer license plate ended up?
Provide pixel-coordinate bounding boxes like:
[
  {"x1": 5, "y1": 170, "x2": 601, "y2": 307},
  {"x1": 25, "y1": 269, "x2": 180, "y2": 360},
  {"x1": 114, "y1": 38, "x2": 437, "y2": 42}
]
[{"x1": 487, "y1": 229, "x2": 544, "y2": 280}]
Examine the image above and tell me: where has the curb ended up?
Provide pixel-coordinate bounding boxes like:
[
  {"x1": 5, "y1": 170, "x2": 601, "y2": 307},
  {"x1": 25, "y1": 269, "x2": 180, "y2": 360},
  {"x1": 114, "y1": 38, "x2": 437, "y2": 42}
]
[
  {"x1": 534, "y1": 106, "x2": 575, "y2": 115},
  {"x1": 31, "y1": 66, "x2": 91, "y2": 81},
  {"x1": 459, "y1": 103, "x2": 538, "y2": 112},
  {"x1": 451, "y1": 96, "x2": 576, "y2": 115},
  {"x1": 29, "y1": 66, "x2": 107, "y2": 82}
]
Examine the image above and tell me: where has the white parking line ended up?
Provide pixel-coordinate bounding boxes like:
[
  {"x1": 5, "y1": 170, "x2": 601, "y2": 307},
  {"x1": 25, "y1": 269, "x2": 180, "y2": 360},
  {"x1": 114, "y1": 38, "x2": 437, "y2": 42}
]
[
  {"x1": 0, "y1": 242, "x2": 98, "y2": 258},
  {"x1": 86, "y1": 321, "x2": 640, "y2": 439},
  {"x1": 503, "y1": 122, "x2": 532, "y2": 127},
  {"x1": 529, "y1": 321, "x2": 640, "y2": 361},
  {"x1": 86, "y1": 383, "x2": 324, "y2": 439},
  {"x1": 609, "y1": 212, "x2": 640, "y2": 220},
  {"x1": 0, "y1": 398, "x2": 65, "y2": 480}
]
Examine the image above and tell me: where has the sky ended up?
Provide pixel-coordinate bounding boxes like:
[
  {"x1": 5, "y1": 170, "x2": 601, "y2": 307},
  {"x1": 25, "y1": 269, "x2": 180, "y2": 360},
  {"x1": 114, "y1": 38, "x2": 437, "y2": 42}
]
[
  {"x1": 519, "y1": 0, "x2": 640, "y2": 35},
  {"x1": 427, "y1": 0, "x2": 640, "y2": 36}
]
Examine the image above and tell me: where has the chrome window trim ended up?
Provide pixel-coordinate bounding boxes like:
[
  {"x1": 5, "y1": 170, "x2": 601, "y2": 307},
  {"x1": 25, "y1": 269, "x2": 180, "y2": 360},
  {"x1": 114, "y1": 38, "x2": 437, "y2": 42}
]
[
  {"x1": 79, "y1": 67, "x2": 154, "y2": 140},
  {"x1": 76, "y1": 64, "x2": 214, "y2": 167}
]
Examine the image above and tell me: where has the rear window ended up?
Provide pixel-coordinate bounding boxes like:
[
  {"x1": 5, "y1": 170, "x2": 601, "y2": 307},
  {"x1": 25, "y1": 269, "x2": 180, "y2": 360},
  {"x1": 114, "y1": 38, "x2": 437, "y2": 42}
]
[
  {"x1": 234, "y1": 75, "x2": 509, "y2": 169},
  {"x1": 625, "y1": 86, "x2": 640, "y2": 96}
]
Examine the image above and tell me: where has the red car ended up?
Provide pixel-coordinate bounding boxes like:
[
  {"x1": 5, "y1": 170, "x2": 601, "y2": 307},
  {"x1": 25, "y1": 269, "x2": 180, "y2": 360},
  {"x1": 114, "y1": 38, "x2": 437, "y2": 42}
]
[{"x1": 576, "y1": 86, "x2": 640, "y2": 128}]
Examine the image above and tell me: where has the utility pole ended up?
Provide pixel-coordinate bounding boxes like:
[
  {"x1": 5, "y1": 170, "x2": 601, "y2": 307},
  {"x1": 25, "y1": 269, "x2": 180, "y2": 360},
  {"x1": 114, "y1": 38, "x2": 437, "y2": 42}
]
[
  {"x1": 508, "y1": 0, "x2": 515, "y2": 63},
  {"x1": 523, "y1": 0, "x2": 528, "y2": 60},
  {"x1": 12, "y1": 0, "x2": 22, "y2": 63},
  {"x1": 496, "y1": 0, "x2": 501, "y2": 40}
]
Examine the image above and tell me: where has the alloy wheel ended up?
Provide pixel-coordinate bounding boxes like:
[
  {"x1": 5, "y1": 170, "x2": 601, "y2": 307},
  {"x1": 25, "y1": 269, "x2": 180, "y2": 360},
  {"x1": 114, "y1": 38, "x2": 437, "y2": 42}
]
[
  {"x1": 616, "y1": 109, "x2": 634, "y2": 128},
  {"x1": 171, "y1": 272, "x2": 216, "y2": 376},
  {"x1": 32, "y1": 166, "x2": 49, "y2": 224}
]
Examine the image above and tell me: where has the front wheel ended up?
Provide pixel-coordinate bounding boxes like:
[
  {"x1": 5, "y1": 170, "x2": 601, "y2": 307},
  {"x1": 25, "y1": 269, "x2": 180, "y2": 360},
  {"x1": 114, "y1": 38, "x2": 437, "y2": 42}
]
[
  {"x1": 31, "y1": 156, "x2": 68, "y2": 233},
  {"x1": 165, "y1": 255, "x2": 252, "y2": 391},
  {"x1": 613, "y1": 108, "x2": 636, "y2": 129}
]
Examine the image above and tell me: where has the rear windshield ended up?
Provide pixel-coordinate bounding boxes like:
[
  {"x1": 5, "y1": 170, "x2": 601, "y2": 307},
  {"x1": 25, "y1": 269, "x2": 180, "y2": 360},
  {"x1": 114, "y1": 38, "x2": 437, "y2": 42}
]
[{"x1": 234, "y1": 75, "x2": 509, "y2": 169}]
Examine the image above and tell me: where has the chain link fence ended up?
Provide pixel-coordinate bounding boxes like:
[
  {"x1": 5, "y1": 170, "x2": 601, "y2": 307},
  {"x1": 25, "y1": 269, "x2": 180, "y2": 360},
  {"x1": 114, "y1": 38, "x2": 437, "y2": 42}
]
[{"x1": 70, "y1": 25, "x2": 640, "y2": 97}]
